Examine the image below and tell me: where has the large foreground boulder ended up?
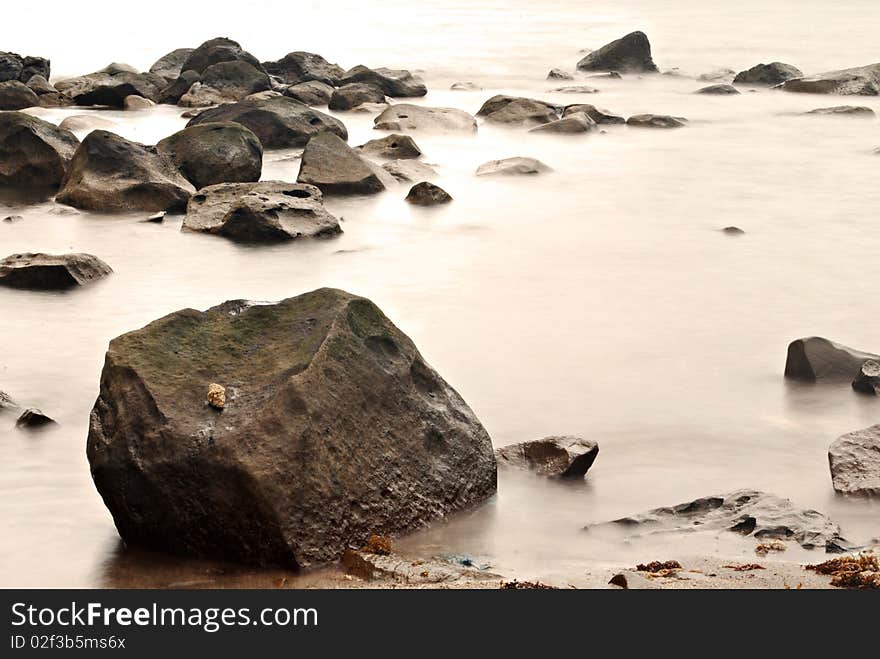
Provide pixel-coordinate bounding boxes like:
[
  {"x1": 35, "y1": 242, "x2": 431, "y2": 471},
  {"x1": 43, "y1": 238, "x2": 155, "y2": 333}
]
[
  {"x1": 262, "y1": 51, "x2": 345, "y2": 86},
  {"x1": 784, "y1": 337, "x2": 878, "y2": 381},
  {"x1": 181, "y1": 181, "x2": 340, "y2": 242},
  {"x1": 733, "y1": 62, "x2": 802, "y2": 86},
  {"x1": 779, "y1": 63, "x2": 880, "y2": 95},
  {"x1": 0, "y1": 112, "x2": 80, "y2": 188},
  {"x1": 56, "y1": 131, "x2": 194, "y2": 212},
  {"x1": 87, "y1": 288, "x2": 497, "y2": 566},
  {"x1": 187, "y1": 96, "x2": 347, "y2": 148},
  {"x1": 297, "y1": 132, "x2": 386, "y2": 195},
  {"x1": 339, "y1": 65, "x2": 426, "y2": 97},
  {"x1": 476, "y1": 95, "x2": 560, "y2": 126},
  {"x1": 373, "y1": 104, "x2": 477, "y2": 133},
  {"x1": 157, "y1": 122, "x2": 262, "y2": 189},
  {"x1": 829, "y1": 425, "x2": 880, "y2": 497},
  {"x1": 179, "y1": 38, "x2": 263, "y2": 75},
  {"x1": 576, "y1": 31, "x2": 658, "y2": 73},
  {"x1": 0, "y1": 81, "x2": 39, "y2": 110},
  {"x1": 495, "y1": 436, "x2": 599, "y2": 478},
  {"x1": 0, "y1": 252, "x2": 112, "y2": 289}
]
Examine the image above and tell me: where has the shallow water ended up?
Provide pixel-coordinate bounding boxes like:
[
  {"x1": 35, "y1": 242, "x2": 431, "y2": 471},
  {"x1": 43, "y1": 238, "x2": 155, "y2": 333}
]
[{"x1": 2, "y1": 1, "x2": 880, "y2": 587}]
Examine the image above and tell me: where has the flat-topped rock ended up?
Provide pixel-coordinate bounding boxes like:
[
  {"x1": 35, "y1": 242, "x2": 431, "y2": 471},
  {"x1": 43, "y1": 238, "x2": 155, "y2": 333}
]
[
  {"x1": 784, "y1": 337, "x2": 878, "y2": 381},
  {"x1": 0, "y1": 111, "x2": 80, "y2": 189},
  {"x1": 626, "y1": 114, "x2": 688, "y2": 128},
  {"x1": 374, "y1": 104, "x2": 477, "y2": 133},
  {"x1": 339, "y1": 65, "x2": 426, "y2": 97},
  {"x1": 803, "y1": 105, "x2": 875, "y2": 117},
  {"x1": 476, "y1": 95, "x2": 560, "y2": 126},
  {"x1": 529, "y1": 113, "x2": 596, "y2": 134},
  {"x1": 829, "y1": 425, "x2": 880, "y2": 497},
  {"x1": 0, "y1": 252, "x2": 112, "y2": 289},
  {"x1": 476, "y1": 157, "x2": 551, "y2": 176},
  {"x1": 496, "y1": 436, "x2": 599, "y2": 478},
  {"x1": 297, "y1": 132, "x2": 386, "y2": 195},
  {"x1": 356, "y1": 133, "x2": 421, "y2": 159},
  {"x1": 779, "y1": 63, "x2": 880, "y2": 95},
  {"x1": 577, "y1": 31, "x2": 658, "y2": 73}
]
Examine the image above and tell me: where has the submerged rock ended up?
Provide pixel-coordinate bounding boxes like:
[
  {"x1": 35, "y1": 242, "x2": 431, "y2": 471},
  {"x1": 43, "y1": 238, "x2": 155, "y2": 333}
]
[
  {"x1": 283, "y1": 80, "x2": 334, "y2": 106},
  {"x1": 733, "y1": 62, "x2": 802, "y2": 86},
  {"x1": 695, "y1": 83, "x2": 740, "y2": 95},
  {"x1": 475, "y1": 157, "x2": 551, "y2": 176},
  {"x1": 548, "y1": 85, "x2": 599, "y2": 94},
  {"x1": 852, "y1": 360, "x2": 880, "y2": 395},
  {"x1": 0, "y1": 112, "x2": 80, "y2": 189},
  {"x1": 181, "y1": 181, "x2": 340, "y2": 242},
  {"x1": 0, "y1": 81, "x2": 39, "y2": 110},
  {"x1": 529, "y1": 112, "x2": 596, "y2": 134},
  {"x1": 356, "y1": 133, "x2": 421, "y2": 159},
  {"x1": 547, "y1": 69, "x2": 574, "y2": 80},
  {"x1": 373, "y1": 104, "x2": 477, "y2": 133},
  {"x1": 187, "y1": 96, "x2": 347, "y2": 148},
  {"x1": 779, "y1": 63, "x2": 880, "y2": 95},
  {"x1": 339, "y1": 65, "x2": 426, "y2": 97},
  {"x1": 803, "y1": 105, "x2": 875, "y2": 117},
  {"x1": 0, "y1": 390, "x2": 19, "y2": 411},
  {"x1": 149, "y1": 48, "x2": 195, "y2": 81},
  {"x1": 297, "y1": 132, "x2": 386, "y2": 195},
  {"x1": 57, "y1": 131, "x2": 194, "y2": 212},
  {"x1": 576, "y1": 31, "x2": 658, "y2": 74},
  {"x1": 328, "y1": 83, "x2": 385, "y2": 111},
  {"x1": 476, "y1": 95, "x2": 560, "y2": 126},
  {"x1": 829, "y1": 425, "x2": 880, "y2": 497},
  {"x1": 382, "y1": 159, "x2": 437, "y2": 183},
  {"x1": 342, "y1": 547, "x2": 499, "y2": 584},
  {"x1": 784, "y1": 337, "x2": 878, "y2": 382},
  {"x1": 450, "y1": 81, "x2": 480, "y2": 91},
  {"x1": 179, "y1": 37, "x2": 263, "y2": 75},
  {"x1": 157, "y1": 122, "x2": 262, "y2": 189},
  {"x1": 562, "y1": 104, "x2": 625, "y2": 124},
  {"x1": 87, "y1": 288, "x2": 497, "y2": 566},
  {"x1": 15, "y1": 408, "x2": 56, "y2": 428},
  {"x1": 262, "y1": 51, "x2": 345, "y2": 86},
  {"x1": 495, "y1": 436, "x2": 599, "y2": 478},
  {"x1": 405, "y1": 181, "x2": 452, "y2": 206},
  {"x1": 626, "y1": 114, "x2": 687, "y2": 128},
  {"x1": 0, "y1": 252, "x2": 112, "y2": 289}
]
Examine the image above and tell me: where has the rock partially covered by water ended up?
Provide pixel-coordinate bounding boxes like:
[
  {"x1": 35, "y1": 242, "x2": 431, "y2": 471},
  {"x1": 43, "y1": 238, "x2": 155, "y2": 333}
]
[
  {"x1": 804, "y1": 105, "x2": 875, "y2": 117},
  {"x1": 852, "y1": 360, "x2": 880, "y2": 395},
  {"x1": 329, "y1": 83, "x2": 385, "y2": 111},
  {"x1": 374, "y1": 104, "x2": 477, "y2": 133},
  {"x1": 733, "y1": 62, "x2": 803, "y2": 86},
  {"x1": 179, "y1": 61, "x2": 270, "y2": 106},
  {"x1": 405, "y1": 181, "x2": 452, "y2": 206},
  {"x1": 0, "y1": 252, "x2": 112, "y2": 289},
  {"x1": 784, "y1": 337, "x2": 878, "y2": 382},
  {"x1": 55, "y1": 65, "x2": 167, "y2": 108},
  {"x1": 0, "y1": 390, "x2": 19, "y2": 411},
  {"x1": 695, "y1": 83, "x2": 740, "y2": 95},
  {"x1": 149, "y1": 48, "x2": 195, "y2": 81},
  {"x1": 297, "y1": 131, "x2": 386, "y2": 195},
  {"x1": 181, "y1": 181, "x2": 340, "y2": 243},
  {"x1": 356, "y1": 133, "x2": 421, "y2": 159},
  {"x1": 626, "y1": 114, "x2": 687, "y2": 128},
  {"x1": 57, "y1": 131, "x2": 194, "y2": 212},
  {"x1": 0, "y1": 81, "x2": 39, "y2": 110},
  {"x1": 187, "y1": 96, "x2": 347, "y2": 148},
  {"x1": 0, "y1": 52, "x2": 50, "y2": 83},
  {"x1": 179, "y1": 38, "x2": 263, "y2": 75},
  {"x1": 547, "y1": 69, "x2": 574, "y2": 80},
  {"x1": 529, "y1": 113, "x2": 596, "y2": 134},
  {"x1": 476, "y1": 157, "x2": 551, "y2": 176},
  {"x1": 495, "y1": 436, "x2": 599, "y2": 478},
  {"x1": 382, "y1": 159, "x2": 437, "y2": 183},
  {"x1": 0, "y1": 112, "x2": 80, "y2": 189},
  {"x1": 283, "y1": 80, "x2": 334, "y2": 106},
  {"x1": 829, "y1": 425, "x2": 880, "y2": 497},
  {"x1": 157, "y1": 122, "x2": 262, "y2": 189},
  {"x1": 563, "y1": 104, "x2": 625, "y2": 124},
  {"x1": 476, "y1": 95, "x2": 560, "y2": 126},
  {"x1": 339, "y1": 65, "x2": 426, "y2": 97},
  {"x1": 87, "y1": 288, "x2": 497, "y2": 566},
  {"x1": 262, "y1": 51, "x2": 345, "y2": 86},
  {"x1": 591, "y1": 490, "x2": 849, "y2": 552},
  {"x1": 576, "y1": 31, "x2": 658, "y2": 74},
  {"x1": 779, "y1": 63, "x2": 880, "y2": 95},
  {"x1": 15, "y1": 408, "x2": 56, "y2": 428}
]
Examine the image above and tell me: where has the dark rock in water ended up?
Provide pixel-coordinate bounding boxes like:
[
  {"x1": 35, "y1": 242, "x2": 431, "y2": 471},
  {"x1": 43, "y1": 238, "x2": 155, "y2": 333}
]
[
  {"x1": 829, "y1": 425, "x2": 880, "y2": 497},
  {"x1": 86, "y1": 287, "x2": 497, "y2": 566},
  {"x1": 382, "y1": 159, "x2": 437, "y2": 183},
  {"x1": 339, "y1": 65, "x2": 426, "y2": 97},
  {"x1": 187, "y1": 96, "x2": 347, "y2": 148},
  {"x1": 803, "y1": 105, "x2": 875, "y2": 117},
  {"x1": 262, "y1": 51, "x2": 345, "y2": 86},
  {"x1": 698, "y1": 68, "x2": 736, "y2": 82},
  {"x1": 547, "y1": 69, "x2": 574, "y2": 80},
  {"x1": 180, "y1": 61, "x2": 270, "y2": 106},
  {"x1": 374, "y1": 104, "x2": 477, "y2": 133},
  {"x1": 563, "y1": 103, "x2": 625, "y2": 124},
  {"x1": 15, "y1": 408, "x2": 56, "y2": 428},
  {"x1": 157, "y1": 70, "x2": 200, "y2": 105},
  {"x1": 356, "y1": 133, "x2": 421, "y2": 159},
  {"x1": 55, "y1": 65, "x2": 167, "y2": 107},
  {"x1": 179, "y1": 37, "x2": 263, "y2": 75},
  {"x1": 3, "y1": 214, "x2": 22, "y2": 222},
  {"x1": 182, "y1": 181, "x2": 340, "y2": 242},
  {"x1": 0, "y1": 390, "x2": 19, "y2": 410},
  {"x1": 590, "y1": 489, "x2": 849, "y2": 552},
  {"x1": 733, "y1": 62, "x2": 802, "y2": 86},
  {"x1": 495, "y1": 436, "x2": 599, "y2": 478},
  {"x1": 57, "y1": 130, "x2": 194, "y2": 212},
  {"x1": 476, "y1": 157, "x2": 551, "y2": 176},
  {"x1": 0, "y1": 112, "x2": 80, "y2": 189},
  {"x1": 476, "y1": 95, "x2": 560, "y2": 126},
  {"x1": 549, "y1": 85, "x2": 599, "y2": 94},
  {"x1": 283, "y1": 80, "x2": 334, "y2": 106},
  {"x1": 784, "y1": 337, "x2": 878, "y2": 382},
  {"x1": 576, "y1": 31, "x2": 658, "y2": 74},
  {"x1": 297, "y1": 132, "x2": 385, "y2": 195},
  {"x1": 0, "y1": 51, "x2": 50, "y2": 83},
  {"x1": 0, "y1": 81, "x2": 39, "y2": 110},
  {"x1": 25, "y1": 74, "x2": 56, "y2": 95},
  {"x1": 722, "y1": 226, "x2": 745, "y2": 235},
  {"x1": 405, "y1": 181, "x2": 452, "y2": 206},
  {"x1": 149, "y1": 48, "x2": 195, "y2": 81},
  {"x1": 779, "y1": 63, "x2": 880, "y2": 95},
  {"x1": 695, "y1": 83, "x2": 740, "y2": 95},
  {"x1": 0, "y1": 252, "x2": 112, "y2": 289},
  {"x1": 626, "y1": 114, "x2": 687, "y2": 128},
  {"x1": 608, "y1": 573, "x2": 628, "y2": 589},
  {"x1": 329, "y1": 83, "x2": 385, "y2": 111},
  {"x1": 529, "y1": 113, "x2": 596, "y2": 134},
  {"x1": 852, "y1": 360, "x2": 880, "y2": 395},
  {"x1": 157, "y1": 122, "x2": 262, "y2": 189}
]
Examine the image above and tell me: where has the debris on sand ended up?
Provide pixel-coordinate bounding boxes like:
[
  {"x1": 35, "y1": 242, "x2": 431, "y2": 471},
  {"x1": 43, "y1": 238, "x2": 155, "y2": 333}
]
[
  {"x1": 636, "y1": 560, "x2": 682, "y2": 573},
  {"x1": 805, "y1": 553, "x2": 880, "y2": 589},
  {"x1": 755, "y1": 540, "x2": 787, "y2": 556},
  {"x1": 723, "y1": 563, "x2": 766, "y2": 571},
  {"x1": 500, "y1": 580, "x2": 558, "y2": 589}
]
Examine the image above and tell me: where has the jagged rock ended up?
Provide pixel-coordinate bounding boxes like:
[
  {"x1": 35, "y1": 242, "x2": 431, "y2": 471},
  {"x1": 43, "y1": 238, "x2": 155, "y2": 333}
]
[
  {"x1": 733, "y1": 62, "x2": 802, "y2": 86},
  {"x1": 179, "y1": 38, "x2": 263, "y2": 75},
  {"x1": 356, "y1": 133, "x2": 421, "y2": 159},
  {"x1": 329, "y1": 83, "x2": 385, "y2": 111},
  {"x1": 86, "y1": 288, "x2": 497, "y2": 566},
  {"x1": 56, "y1": 130, "x2": 194, "y2": 212},
  {"x1": 549, "y1": 85, "x2": 599, "y2": 94},
  {"x1": 563, "y1": 104, "x2": 625, "y2": 124},
  {"x1": 779, "y1": 63, "x2": 880, "y2": 95},
  {"x1": 829, "y1": 425, "x2": 880, "y2": 497},
  {"x1": 124, "y1": 95, "x2": 155, "y2": 110},
  {"x1": 283, "y1": 80, "x2": 334, "y2": 106},
  {"x1": 181, "y1": 181, "x2": 340, "y2": 242},
  {"x1": 0, "y1": 252, "x2": 112, "y2": 289},
  {"x1": 187, "y1": 96, "x2": 347, "y2": 148},
  {"x1": 0, "y1": 81, "x2": 39, "y2": 110},
  {"x1": 339, "y1": 65, "x2": 426, "y2": 97},
  {"x1": 698, "y1": 68, "x2": 736, "y2": 82},
  {"x1": 475, "y1": 157, "x2": 551, "y2": 176},
  {"x1": 157, "y1": 70, "x2": 200, "y2": 105},
  {"x1": 149, "y1": 48, "x2": 195, "y2": 81},
  {"x1": 25, "y1": 74, "x2": 56, "y2": 95},
  {"x1": 179, "y1": 61, "x2": 270, "y2": 106},
  {"x1": 589, "y1": 490, "x2": 849, "y2": 552},
  {"x1": 722, "y1": 226, "x2": 745, "y2": 235},
  {"x1": 405, "y1": 182, "x2": 451, "y2": 206},
  {"x1": 382, "y1": 159, "x2": 437, "y2": 182},
  {"x1": 547, "y1": 69, "x2": 574, "y2": 80},
  {"x1": 476, "y1": 95, "x2": 560, "y2": 126},
  {"x1": 15, "y1": 408, "x2": 56, "y2": 428},
  {"x1": 0, "y1": 112, "x2": 80, "y2": 188},
  {"x1": 695, "y1": 84, "x2": 740, "y2": 95},
  {"x1": 529, "y1": 112, "x2": 596, "y2": 134},
  {"x1": 495, "y1": 436, "x2": 599, "y2": 478},
  {"x1": 0, "y1": 52, "x2": 50, "y2": 83},
  {"x1": 626, "y1": 114, "x2": 687, "y2": 128},
  {"x1": 576, "y1": 31, "x2": 658, "y2": 73},
  {"x1": 262, "y1": 51, "x2": 345, "y2": 86},
  {"x1": 804, "y1": 105, "x2": 875, "y2": 117},
  {"x1": 784, "y1": 337, "x2": 878, "y2": 381},
  {"x1": 55, "y1": 65, "x2": 166, "y2": 107},
  {"x1": 157, "y1": 122, "x2": 262, "y2": 189},
  {"x1": 374, "y1": 104, "x2": 477, "y2": 133},
  {"x1": 852, "y1": 360, "x2": 880, "y2": 395},
  {"x1": 58, "y1": 114, "x2": 117, "y2": 133},
  {"x1": 297, "y1": 132, "x2": 385, "y2": 195}
]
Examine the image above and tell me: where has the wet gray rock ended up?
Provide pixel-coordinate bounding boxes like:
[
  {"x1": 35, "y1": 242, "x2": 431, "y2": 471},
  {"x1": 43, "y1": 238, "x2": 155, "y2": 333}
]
[
  {"x1": 182, "y1": 181, "x2": 340, "y2": 243},
  {"x1": 329, "y1": 83, "x2": 385, "y2": 111},
  {"x1": 0, "y1": 81, "x2": 39, "y2": 110},
  {"x1": 356, "y1": 133, "x2": 421, "y2": 159},
  {"x1": 55, "y1": 65, "x2": 167, "y2": 107},
  {"x1": 374, "y1": 104, "x2": 477, "y2": 133},
  {"x1": 695, "y1": 83, "x2": 740, "y2": 95},
  {"x1": 0, "y1": 252, "x2": 112, "y2": 289},
  {"x1": 57, "y1": 130, "x2": 194, "y2": 212},
  {"x1": 495, "y1": 436, "x2": 599, "y2": 478},
  {"x1": 626, "y1": 114, "x2": 687, "y2": 128},
  {"x1": 0, "y1": 112, "x2": 80, "y2": 189},
  {"x1": 529, "y1": 112, "x2": 596, "y2": 134},
  {"x1": 297, "y1": 132, "x2": 385, "y2": 195},
  {"x1": 733, "y1": 62, "x2": 802, "y2": 86},
  {"x1": 262, "y1": 51, "x2": 345, "y2": 86},
  {"x1": 852, "y1": 360, "x2": 880, "y2": 395},
  {"x1": 576, "y1": 31, "x2": 658, "y2": 74},
  {"x1": 476, "y1": 95, "x2": 560, "y2": 126},
  {"x1": 157, "y1": 122, "x2": 262, "y2": 189},
  {"x1": 784, "y1": 337, "x2": 878, "y2": 382},
  {"x1": 86, "y1": 288, "x2": 497, "y2": 566},
  {"x1": 547, "y1": 69, "x2": 574, "y2": 80},
  {"x1": 179, "y1": 38, "x2": 263, "y2": 75},
  {"x1": 803, "y1": 105, "x2": 875, "y2": 117},
  {"x1": 382, "y1": 159, "x2": 437, "y2": 183},
  {"x1": 157, "y1": 70, "x2": 200, "y2": 105},
  {"x1": 149, "y1": 48, "x2": 195, "y2": 81},
  {"x1": 562, "y1": 104, "x2": 625, "y2": 124},
  {"x1": 0, "y1": 52, "x2": 50, "y2": 83},
  {"x1": 405, "y1": 181, "x2": 452, "y2": 206},
  {"x1": 179, "y1": 61, "x2": 270, "y2": 106},
  {"x1": 339, "y1": 65, "x2": 426, "y2": 97},
  {"x1": 779, "y1": 63, "x2": 880, "y2": 95},
  {"x1": 283, "y1": 80, "x2": 334, "y2": 106},
  {"x1": 829, "y1": 425, "x2": 880, "y2": 497},
  {"x1": 475, "y1": 157, "x2": 551, "y2": 176},
  {"x1": 15, "y1": 408, "x2": 56, "y2": 428}
]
